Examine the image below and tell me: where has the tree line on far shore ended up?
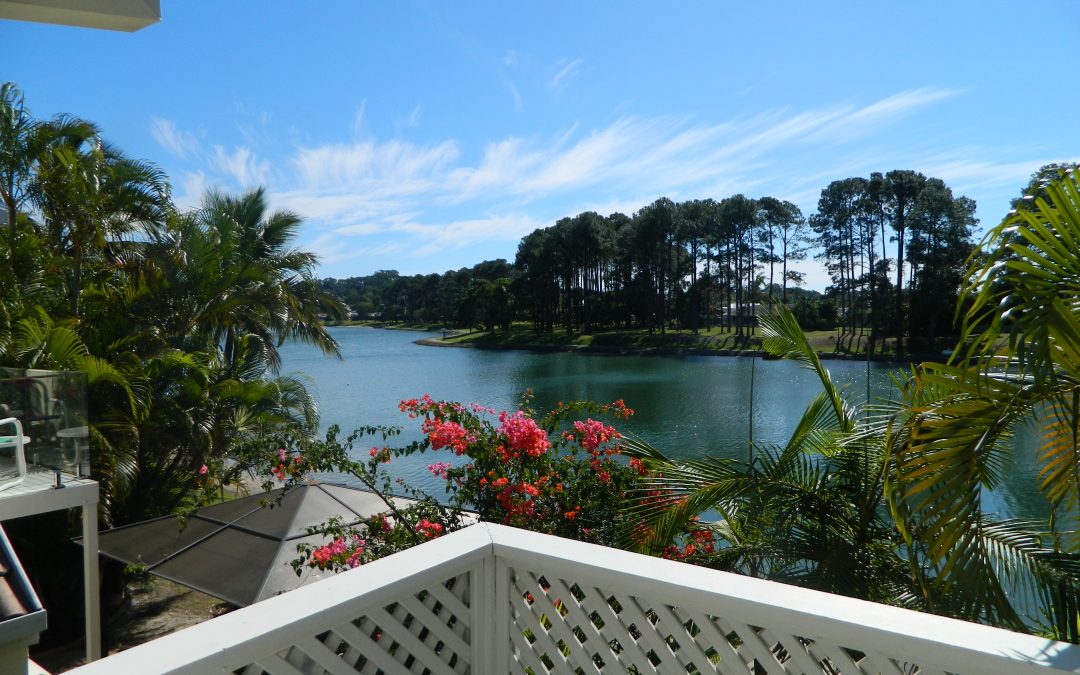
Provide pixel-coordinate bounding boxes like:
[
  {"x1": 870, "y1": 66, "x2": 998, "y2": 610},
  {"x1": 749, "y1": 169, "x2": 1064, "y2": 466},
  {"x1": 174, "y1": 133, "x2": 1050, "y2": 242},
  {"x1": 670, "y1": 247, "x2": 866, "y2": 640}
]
[{"x1": 323, "y1": 170, "x2": 981, "y2": 354}]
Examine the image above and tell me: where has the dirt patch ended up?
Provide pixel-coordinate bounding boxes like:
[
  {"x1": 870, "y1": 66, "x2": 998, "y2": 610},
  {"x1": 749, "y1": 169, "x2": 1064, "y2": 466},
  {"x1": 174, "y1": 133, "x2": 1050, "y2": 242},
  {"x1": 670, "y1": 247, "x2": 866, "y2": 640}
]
[{"x1": 33, "y1": 578, "x2": 222, "y2": 673}]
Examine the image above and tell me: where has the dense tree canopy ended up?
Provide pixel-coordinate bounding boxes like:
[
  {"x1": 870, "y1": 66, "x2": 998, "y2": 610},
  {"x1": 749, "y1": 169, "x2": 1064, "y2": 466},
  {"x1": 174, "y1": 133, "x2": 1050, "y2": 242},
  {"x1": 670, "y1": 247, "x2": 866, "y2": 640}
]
[{"x1": 329, "y1": 172, "x2": 977, "y2": 354}]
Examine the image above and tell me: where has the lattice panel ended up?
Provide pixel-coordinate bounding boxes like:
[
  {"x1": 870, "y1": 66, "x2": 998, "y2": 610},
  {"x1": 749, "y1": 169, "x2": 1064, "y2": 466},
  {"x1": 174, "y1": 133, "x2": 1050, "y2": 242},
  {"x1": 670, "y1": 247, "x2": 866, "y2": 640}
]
[
  {"x1": 233, "y1": 569, "x2": 475, "y2": 675},
  {"x1": 506, "y1": 565, "x2": 932, "y2": 675}
]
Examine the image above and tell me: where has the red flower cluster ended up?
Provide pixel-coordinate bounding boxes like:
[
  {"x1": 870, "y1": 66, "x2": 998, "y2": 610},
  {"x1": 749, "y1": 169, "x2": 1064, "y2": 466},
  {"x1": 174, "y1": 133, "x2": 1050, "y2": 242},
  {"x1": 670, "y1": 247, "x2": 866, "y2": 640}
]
[
  {"x1": 390, "y1": 393, "x2": 642, "y2": 546},
  {"x1": 662, "y1": 529, "x2": 716, "y2": 561},
  {"x1": 417, "y1": 519, "x2": 444, "y2": 539},
  {"x1": 604, "y1": 399, "x2": 635, "y2": 419},
  {"x1": 398, "y1": 394, "x2": 436, "y2": 418},
  {"x1": 422, "y1": 418, "x2": 473, "y2": 455},
  {"x1": 369, "y1": 513, "x2": 392, "y2": 532},
  {"x1": 368, "y1": 446, "x2": 392, "y2": 463}
]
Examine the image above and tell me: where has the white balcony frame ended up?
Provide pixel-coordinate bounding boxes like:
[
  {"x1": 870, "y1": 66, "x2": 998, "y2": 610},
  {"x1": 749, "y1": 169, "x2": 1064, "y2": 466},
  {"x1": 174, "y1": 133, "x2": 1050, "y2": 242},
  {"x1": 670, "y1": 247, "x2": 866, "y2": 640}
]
[{"x1": 70, "y1": 522, "x2": 1080, "y2": 674}]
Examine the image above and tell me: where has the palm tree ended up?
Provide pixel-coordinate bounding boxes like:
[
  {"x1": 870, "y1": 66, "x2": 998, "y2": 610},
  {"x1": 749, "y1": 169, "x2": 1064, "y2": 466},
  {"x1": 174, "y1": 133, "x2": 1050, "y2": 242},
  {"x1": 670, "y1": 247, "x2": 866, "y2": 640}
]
[
  {"x1": 79, "y1": 190, "x2": 337, "y2": 524},
  {"x1": 109, "y1": 339, "x2": 319, "y2": 525},
  {"x1": 624, "y1": 304, "x2": 912, "y2": 604},
  {"x1": 30, "y1": 130, "x2": 169, "y2": 315},
  {"x1": 184, "y1": 188, "x2": 345, "y2": 371},
  {"x1": 888, "y1": 166, "x2": 1080, "y2": 640},
  {"x1": 0, "y1": 82, "x2": 36, "y2": 249}
]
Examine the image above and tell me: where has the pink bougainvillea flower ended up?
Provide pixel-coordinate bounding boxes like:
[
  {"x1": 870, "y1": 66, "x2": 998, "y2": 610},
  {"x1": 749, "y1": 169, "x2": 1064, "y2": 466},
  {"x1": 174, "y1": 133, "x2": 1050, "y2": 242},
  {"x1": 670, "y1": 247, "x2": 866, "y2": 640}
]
[
  {"x1": 428, "y1": 461, "x2": 453, "y2": 479},
  {"x1": 570, "y1": 418, "x2": 620, "y2": 453},
  {"x1": 199, "y1": 464, "x2": 208, "y2": 476},
  {"x1": 498, "y1": 411, "x2": 550, "y2": 457}
]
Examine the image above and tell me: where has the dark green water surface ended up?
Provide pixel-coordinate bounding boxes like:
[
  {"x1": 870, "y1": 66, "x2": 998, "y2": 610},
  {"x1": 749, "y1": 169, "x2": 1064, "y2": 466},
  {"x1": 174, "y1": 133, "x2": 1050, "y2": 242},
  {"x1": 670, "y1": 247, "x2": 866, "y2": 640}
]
[{"x1": 280, "y1": 327, "x2": 1049, "y2": 520}]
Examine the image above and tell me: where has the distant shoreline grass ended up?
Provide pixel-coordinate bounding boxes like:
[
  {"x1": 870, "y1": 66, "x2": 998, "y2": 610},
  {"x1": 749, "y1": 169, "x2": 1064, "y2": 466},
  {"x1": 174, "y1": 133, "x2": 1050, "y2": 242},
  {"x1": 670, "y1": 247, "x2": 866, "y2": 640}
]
[{"x1": 328, "y1": 320, "x2": 922, "y2": 362}]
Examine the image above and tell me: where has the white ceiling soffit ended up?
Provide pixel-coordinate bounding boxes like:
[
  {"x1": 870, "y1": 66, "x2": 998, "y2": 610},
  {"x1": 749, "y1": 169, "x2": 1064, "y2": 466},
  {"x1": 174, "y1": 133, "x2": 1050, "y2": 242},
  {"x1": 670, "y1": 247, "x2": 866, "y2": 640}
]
[{"x1": 0, "y1": 0, "x2": 160, "y2": 32}]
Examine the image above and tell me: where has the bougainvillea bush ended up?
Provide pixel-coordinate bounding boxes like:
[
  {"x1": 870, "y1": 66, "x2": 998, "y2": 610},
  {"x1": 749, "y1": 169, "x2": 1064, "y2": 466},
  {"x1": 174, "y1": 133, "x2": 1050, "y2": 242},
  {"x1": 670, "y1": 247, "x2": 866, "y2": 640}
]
[
  {"x1": 400, "y1": 395, "x2": 638, "y2": 545},
  {"x1": 241, "y1": 395, "x2": 644, "y2": 574}
]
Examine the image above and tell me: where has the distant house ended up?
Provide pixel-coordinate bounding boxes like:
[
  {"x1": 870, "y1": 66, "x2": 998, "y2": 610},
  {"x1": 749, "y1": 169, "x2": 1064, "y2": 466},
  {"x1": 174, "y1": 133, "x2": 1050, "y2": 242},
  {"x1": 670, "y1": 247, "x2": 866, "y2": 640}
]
[{"x1": 716, "y1": 302, "x2": 761, "y2": 326}]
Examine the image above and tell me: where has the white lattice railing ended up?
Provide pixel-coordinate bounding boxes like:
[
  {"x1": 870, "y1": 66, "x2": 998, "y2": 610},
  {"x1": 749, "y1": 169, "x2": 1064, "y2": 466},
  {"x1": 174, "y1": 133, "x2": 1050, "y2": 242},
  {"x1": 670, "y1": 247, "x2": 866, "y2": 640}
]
[{"x1": 71, "y1": 523, "x2": 1080, "y2": 674}]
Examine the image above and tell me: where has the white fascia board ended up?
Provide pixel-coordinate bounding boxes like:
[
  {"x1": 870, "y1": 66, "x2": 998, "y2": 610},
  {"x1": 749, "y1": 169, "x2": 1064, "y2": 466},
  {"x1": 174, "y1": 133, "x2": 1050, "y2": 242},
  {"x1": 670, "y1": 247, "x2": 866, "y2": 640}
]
[{"x1": 0, "y1": 0, "x2": 160, "y2": 32}]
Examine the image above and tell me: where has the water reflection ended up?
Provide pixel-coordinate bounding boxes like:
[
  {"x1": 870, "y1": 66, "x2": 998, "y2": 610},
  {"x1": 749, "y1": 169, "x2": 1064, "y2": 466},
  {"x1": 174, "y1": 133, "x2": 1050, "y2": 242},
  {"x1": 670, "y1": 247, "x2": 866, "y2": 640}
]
[{"x1": 280, "y1": 327, "x2": 1051, "y2": 520}]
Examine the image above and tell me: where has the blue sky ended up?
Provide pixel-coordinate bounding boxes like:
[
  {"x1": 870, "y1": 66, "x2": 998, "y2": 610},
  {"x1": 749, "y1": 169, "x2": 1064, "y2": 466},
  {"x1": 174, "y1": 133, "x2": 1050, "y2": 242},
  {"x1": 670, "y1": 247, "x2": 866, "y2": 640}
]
[{"x1": 5, "y1": 1, "x2": 1079, "y2": 289}]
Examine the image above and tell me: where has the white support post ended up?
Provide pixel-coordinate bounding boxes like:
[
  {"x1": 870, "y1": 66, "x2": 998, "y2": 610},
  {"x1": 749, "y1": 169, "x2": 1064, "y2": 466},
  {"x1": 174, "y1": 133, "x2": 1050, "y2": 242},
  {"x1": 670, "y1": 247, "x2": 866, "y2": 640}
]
[
  {"x1": 81, "y1": 499, "x2": 100, "y2": 661},
  {"x1": 472, "y1": 557, "x2": 494, "y2": 672},
  {"x1": 493, "y1": 557, "x2": 510, "y2": 671}
]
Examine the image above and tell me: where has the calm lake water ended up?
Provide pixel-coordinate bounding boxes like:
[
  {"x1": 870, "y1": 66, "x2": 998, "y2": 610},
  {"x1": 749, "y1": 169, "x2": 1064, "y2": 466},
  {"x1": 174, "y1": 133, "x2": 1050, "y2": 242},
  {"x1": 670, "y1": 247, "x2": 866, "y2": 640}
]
[{"x1": 280, "y1": 327, "x2": 1049, "y2": 520}]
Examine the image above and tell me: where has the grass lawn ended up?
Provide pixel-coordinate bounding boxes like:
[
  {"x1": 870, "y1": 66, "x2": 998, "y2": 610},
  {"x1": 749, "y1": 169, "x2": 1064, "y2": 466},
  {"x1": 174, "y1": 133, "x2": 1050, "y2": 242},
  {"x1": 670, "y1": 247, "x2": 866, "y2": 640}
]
[
  {"x1": 342, "y1": 320, "x2": 913, "y2": 359},
  {"x1": 442, "y1": 323, "x2": 893, "y2": 356}
]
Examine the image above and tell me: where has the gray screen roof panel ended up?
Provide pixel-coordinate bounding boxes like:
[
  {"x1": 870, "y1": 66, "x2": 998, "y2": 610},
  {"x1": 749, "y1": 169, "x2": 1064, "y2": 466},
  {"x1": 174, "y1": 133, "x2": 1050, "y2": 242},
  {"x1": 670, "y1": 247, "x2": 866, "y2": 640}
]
[{"x1": 92, "y1": 483, "x2": 420, "y2": 606}]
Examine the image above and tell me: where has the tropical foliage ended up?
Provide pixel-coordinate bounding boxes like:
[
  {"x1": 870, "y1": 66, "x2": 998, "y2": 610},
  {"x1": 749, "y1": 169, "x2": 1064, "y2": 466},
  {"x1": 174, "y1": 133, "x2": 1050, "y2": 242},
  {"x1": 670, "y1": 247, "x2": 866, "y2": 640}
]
[
  {"x1": 888, "y1": 166, "x2": 1080, "y2": 640},
  {"x1": 0, "y1": 83, "x2": 343, "y2": 525},
  {"x1": 622, "y1": 167, "x2": 1080, "y2": 642},
  {"x1": 6, "y1": 76, "x2": 1079, "y2": 648},
  {"x1": 622, "y1": 304, "x2": 911, "y2": 604}
]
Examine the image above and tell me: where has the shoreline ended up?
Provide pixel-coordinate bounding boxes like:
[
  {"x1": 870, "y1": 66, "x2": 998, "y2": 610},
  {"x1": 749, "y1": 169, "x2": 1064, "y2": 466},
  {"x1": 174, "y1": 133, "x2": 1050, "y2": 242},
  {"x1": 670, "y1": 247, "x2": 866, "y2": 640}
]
[{"x1": 412, "y1": 335, "x2": 914, "y2": 363}]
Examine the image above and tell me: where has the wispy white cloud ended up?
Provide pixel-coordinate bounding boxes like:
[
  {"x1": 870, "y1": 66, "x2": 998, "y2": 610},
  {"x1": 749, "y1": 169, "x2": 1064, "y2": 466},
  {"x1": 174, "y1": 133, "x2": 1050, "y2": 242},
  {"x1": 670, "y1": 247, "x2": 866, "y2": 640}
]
[
  {"x1": 507, "y1": 82, "x2": 523, "y2": 110},
  {"x1": 312, "y1": 212, "x2": 543, "y2": 266},
  {"x1": 351, "y1": 101, "x2": 367, "y2": 140},
  {"x1": 333, "y1": 222, "x2": 388, "y2": 236},
  {"x1": 550, "y1": 58, "x2": 583, "y2": 89},
  {"x1": 403, "y1": 214, "x2": 546, "y2": 257},
  {"x1": 737, "y1": 70, "x2": 778, "y2": 98},
  {"x1": 149, "y1": 117, "x2": 200, "y2": 159},
  {"x1": 187, "y1": 87, "x2": 1047, "y2": 280},
  {"x1": 401, "y1": 105, "x2": 423, "y2": 129},
  {"x1": 251, "y1": 88, "x2": 967, "y2": 237},
  {"x1": 234, "y1": 108, "x2": 275, "y2": 148},
  {"x1": 211, "y1": 146, "x2": 271, "y2": 188},
  {"x1": 503, "y1": 49, "x2": 518, "y2": 67},
  {"x1": 291, "y1": 138, "x2": 459, "y2": 202},
  {"x1": 916, "y1": 152, "x2": 1060, "y2": 194},
  {"x1": 174, "y1": 170, "x2": 209, "y2": 209},
  {"x1": 306, "y1": 234, "x2": 407, "y2": 266},
  {"x1": 805, "y1": 87, "x2": 960, "y2": 144}
]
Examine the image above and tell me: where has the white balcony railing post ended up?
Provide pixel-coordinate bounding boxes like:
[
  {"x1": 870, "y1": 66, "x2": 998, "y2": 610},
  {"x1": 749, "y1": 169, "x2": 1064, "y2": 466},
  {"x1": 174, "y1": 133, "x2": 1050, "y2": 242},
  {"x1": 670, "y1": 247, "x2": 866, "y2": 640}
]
[
  {"x1": 493, "y1": 556, "x2": 512, "y2": 671},
  {"x1": 471, "y1": 553, "x2": 493, "y2": 671},
  {"x1": 470, "y1": 530, "x2": 512, "y2": 673}
]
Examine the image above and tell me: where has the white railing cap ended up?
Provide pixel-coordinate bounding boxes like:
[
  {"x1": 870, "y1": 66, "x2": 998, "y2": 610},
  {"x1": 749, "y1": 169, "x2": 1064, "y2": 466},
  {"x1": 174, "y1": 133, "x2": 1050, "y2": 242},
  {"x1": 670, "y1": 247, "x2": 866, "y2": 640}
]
[{"x1": 71, "y1": 522, "x2": 1080, "y2": 674}]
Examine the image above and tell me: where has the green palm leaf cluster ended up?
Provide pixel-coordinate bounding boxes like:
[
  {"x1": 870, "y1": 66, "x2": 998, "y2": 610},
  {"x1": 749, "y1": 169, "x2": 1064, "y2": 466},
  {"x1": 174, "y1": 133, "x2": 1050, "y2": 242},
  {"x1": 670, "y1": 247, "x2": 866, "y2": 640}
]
[{"x1": 888, "y1": 167, "x2": 1080, "y2": 639}]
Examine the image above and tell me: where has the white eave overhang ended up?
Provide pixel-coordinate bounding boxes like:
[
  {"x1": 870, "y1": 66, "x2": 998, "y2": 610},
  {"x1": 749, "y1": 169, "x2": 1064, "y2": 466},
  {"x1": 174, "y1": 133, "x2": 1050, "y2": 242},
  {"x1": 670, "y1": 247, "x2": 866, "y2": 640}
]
[{"x1": 0, "y1": 0, "x2": 160, "y2": 32}]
